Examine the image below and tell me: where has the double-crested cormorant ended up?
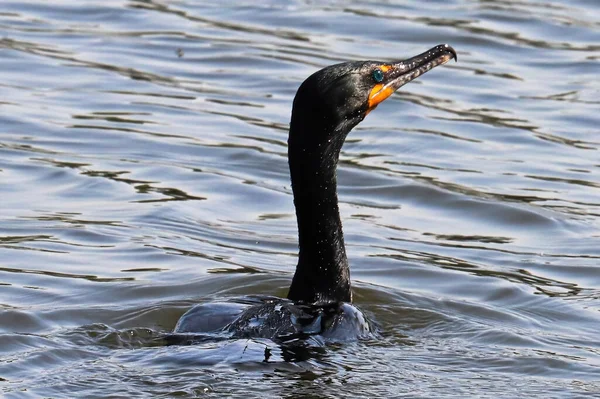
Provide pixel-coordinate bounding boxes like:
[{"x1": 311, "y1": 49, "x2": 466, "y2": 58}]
[{"x1": 174, "y1": 44, "x2": 457, "y2": 342}]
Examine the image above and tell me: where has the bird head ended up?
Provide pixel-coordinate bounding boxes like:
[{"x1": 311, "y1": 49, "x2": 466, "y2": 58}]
[{"x1": 289, "y1": 44, "x2": 457, "y2": 153}]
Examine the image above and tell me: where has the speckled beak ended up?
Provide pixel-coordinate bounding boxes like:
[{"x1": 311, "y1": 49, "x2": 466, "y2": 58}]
[{"x1": 367, "y1": 44, "x2": 457, "y2": 111}]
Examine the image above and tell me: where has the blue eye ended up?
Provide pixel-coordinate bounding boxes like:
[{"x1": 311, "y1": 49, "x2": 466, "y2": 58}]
[{"x1": 372, "y1": 69, "x2": 384, "y2": 82}]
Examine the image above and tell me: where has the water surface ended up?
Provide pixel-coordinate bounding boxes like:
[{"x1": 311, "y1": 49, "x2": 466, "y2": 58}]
[{"x1": 1, "y1": 0, "x2": 600, "y2": 397}]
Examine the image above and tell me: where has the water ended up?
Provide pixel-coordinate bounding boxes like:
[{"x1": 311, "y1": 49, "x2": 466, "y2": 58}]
[{"x1": 1, "y1": 0, "x2": 599, "y2": 397}]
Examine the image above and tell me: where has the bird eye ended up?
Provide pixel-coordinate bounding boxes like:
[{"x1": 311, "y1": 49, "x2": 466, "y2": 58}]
[{"x1": 372, "y1": 68, "x2": 384, "y2": 83}]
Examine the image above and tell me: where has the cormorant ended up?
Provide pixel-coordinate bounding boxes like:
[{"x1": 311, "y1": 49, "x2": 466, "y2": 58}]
[{"x1": 173, "y1": 44, "x2": 457, "y2": 342}]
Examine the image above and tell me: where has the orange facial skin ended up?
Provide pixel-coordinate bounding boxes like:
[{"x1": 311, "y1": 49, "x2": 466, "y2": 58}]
[
  {"x1": 367, "y1": 64, "x2": 394, "y2": 113},
  {"x1": 367, "y1": 81, "x2": 396, "y2": 111}
]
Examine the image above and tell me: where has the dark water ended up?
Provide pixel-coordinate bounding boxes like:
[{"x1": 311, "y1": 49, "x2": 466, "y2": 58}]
[{"x1": 1, "y1": 0, "x2": 599, "y2": 397}]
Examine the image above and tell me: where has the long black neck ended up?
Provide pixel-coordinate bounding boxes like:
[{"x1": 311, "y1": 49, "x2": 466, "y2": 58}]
[{"x1": 286, "y1": 121, "x2": 352, "y2": 304}]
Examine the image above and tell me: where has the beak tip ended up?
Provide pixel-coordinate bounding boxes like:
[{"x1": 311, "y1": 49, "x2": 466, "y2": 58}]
[{"x1": 441, "y1": 43, "x2": 458, "y2": 62}]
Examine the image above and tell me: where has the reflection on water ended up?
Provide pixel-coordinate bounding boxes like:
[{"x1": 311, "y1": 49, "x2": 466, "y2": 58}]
[{"x1": 1, "y1": 0, "x2": 600, "y2": 397}]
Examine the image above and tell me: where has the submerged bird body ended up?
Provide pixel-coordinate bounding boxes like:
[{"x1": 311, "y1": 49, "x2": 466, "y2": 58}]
[
  {"x1": 174, "y1": 45, "x2": 457, "y2": 342},
  {"x1": 174, "y1": 296, "x2": 370, "y2": 342}
]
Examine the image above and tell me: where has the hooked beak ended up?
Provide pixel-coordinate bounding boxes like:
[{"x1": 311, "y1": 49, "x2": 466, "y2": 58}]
[{"x1": 367, "y1": 44, "x2": 457, "y2": 112}]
